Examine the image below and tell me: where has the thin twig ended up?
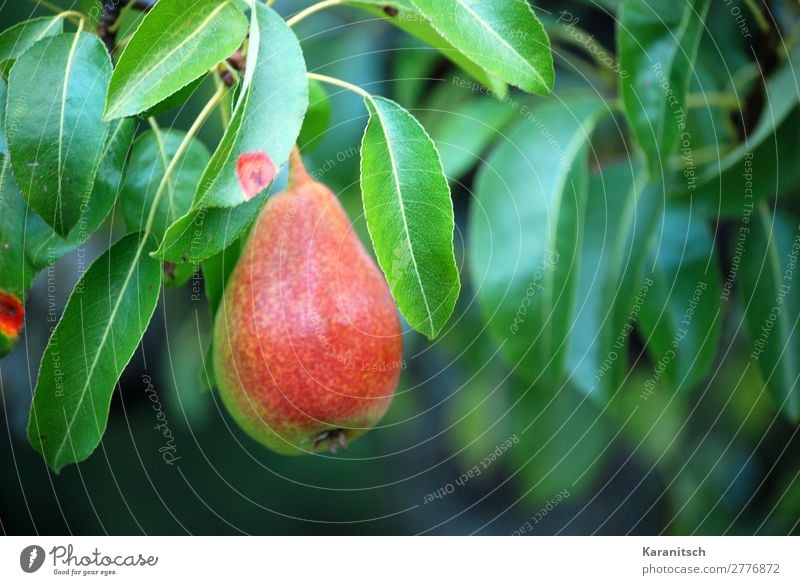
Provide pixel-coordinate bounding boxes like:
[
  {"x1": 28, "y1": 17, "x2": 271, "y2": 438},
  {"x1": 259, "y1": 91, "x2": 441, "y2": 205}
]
[{"x1": 287, "y1": 0, "x2": 344, "y2": 27}]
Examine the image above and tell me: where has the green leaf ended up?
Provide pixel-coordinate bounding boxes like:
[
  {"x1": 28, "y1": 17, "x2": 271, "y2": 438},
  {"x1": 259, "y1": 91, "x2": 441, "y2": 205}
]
[
  {"x1": 425, "y1": 93, "x2": 517, "y2": 180},
  {"x1": 155, "y1": 3, "x2": 308, "y2": 264},
  {"x1": 104, "y1": 0, "x2": 248, "y2": 120},
  {"x1": 0, "y1": 79, "x2": 128, "y2": 290},
  {"x1": 567, "y1": 162, "x2": 661, "y2": 400},
  {"x1": 25, "y1": 117, "x2": 136, "y2": 270},
  {"x1": 618, "y1": 0, "x2": 711, "y2": 178},
  {"x1": 298, "y1": 78, "x2": 331, "y2": 152},
  {"x1": 409, "y1": 0, "x2": 554, "y2": 95},
  {"x1": 0, "y1": 85, "x2": 132, "y2": 359},
  {"x1": 139, "y1": 75, "x2": 206, "y2": 119},
  {"x1": 690, "y1": 47, "x2": 800, "y2": 216},
  {"x1": 200, "y1": 237, "x2": 246, "y2": 390},
  {"x1": 79, "y1": 1, "x2": 103, "y2": 26},
  {"x1": 120, "y1": 128, "x2": 211, "y2": 240},
  {"x1": 608, "y1": 369, "x2": 686, "y2": 470},
  {"x1": 6, "y1": 32, "x2": 111, "y2": 237},
  {"x1": 0, "y1": 155, "x2": 35, "y2": 298},
  {"x1": 739, "y1": 207, "x2": 800, "y2": 422},
  {"x1": 469, "y1": 96, "x2": 607, "y2": 384},
  {"x1": 348, "y1": 1, "x2": 508, "y2": 98},
  {"x1": 637, "y1": 205, "x2": 722, "y2": 392},
  {"x1": 360, "y1": 96, "x2": 459, "y2": 339},
  {"x1": 154, "y1": 194, "x2": 266, "y2": 264},
  {"x1": 163, "y1": 260, "x2": 196, "y2": 289},
  {"x1": 191, "y1": 2, "x2": 308, "y2": 209},
  {"x1": 203, "y1": 238, "x2": 245, "y2": 319},
  {"x1": 509, "y1": 383, "x2": 609, "y2": 505},
  {"x1": 0, "y1": 16, "x2": 64, "y2": 76},
  {"x1": 27, "y1": 233, "x2": 161, "y2": 472}
]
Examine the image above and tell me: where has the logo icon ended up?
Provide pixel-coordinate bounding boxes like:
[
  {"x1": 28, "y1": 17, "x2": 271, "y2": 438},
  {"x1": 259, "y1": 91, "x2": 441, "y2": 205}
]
[{"x1": 19, "y1": 545, "x2": 45, "y2": 573}]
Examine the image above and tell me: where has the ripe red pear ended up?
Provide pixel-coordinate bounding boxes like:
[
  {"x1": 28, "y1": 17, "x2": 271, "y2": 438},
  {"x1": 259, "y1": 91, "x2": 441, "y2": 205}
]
[{"x1": 213, "y1": 150, "x2": 403, "y2": 455}]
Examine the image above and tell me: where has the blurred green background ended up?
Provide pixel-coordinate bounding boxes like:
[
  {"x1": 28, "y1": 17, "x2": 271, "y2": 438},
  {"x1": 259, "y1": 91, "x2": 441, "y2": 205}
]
[{"x1": 1, "y1": 0, "x2": 799, "y2": 535}]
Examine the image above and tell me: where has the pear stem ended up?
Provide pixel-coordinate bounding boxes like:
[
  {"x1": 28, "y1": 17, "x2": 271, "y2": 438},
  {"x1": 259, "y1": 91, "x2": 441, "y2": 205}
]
[{"x1": 288, "y1": 146, "x2": 315, "y2": 188}]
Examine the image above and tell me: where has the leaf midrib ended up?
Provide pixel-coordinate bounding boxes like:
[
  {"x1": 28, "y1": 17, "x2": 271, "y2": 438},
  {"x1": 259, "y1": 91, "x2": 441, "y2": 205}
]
[
  {"x1": 56, "y1": 32, "x2": 82, "y2": 231},
  {"x1": 371, "y1": 99, "x2": 435, "y2": 336},
  {"x1": 51, "y1": 237, "x2": 147, "y2": 467}
]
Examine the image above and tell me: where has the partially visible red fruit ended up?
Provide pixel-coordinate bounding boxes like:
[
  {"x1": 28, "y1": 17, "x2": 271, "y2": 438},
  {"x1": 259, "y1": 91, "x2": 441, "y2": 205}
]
[
  {"x1": 213, "y1": 150, "x2": 403, "y2": 455},
  {"x1": 0, "y1": 291, "x2": 24, "y2": 358}
]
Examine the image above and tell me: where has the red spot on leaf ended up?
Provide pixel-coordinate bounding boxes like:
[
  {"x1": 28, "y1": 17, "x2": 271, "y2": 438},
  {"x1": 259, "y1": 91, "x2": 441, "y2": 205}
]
[
  {"x1": 0, "y1": 291, "x2": 24, "y2": 339},
  {"x1": 237, "y1": 151, "x2": 277, "y2": 200}
]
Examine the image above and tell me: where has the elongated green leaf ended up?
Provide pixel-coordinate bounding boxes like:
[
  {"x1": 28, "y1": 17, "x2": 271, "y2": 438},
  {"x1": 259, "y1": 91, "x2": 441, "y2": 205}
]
[
  {"x1": 348, "y1": 0, "x2": 508, "y2": 98},
  {"x1": 104, "y1": 0, "x2": 248, "y2": 120},
  {"x1": 0, "y1": 77, "x2": 5, "y2": 157},
  {"x1": 0, "y1": 167, "x2": 26, "y2": 356},
  {"x1": 0, "y1": 16, "x2": 64, "y2": 76},
  {"x1": 193, "y1": 3, "x2": 307, "y2": 209},
  {"x1": 26, "y1": 117, "x2": 136, "y2": 269},
  {"x1": 618, "y1": 0, "x2": 711, "y2": 178},
  {"x1": 360, "y1": 96, "x2": 459, "y2": 339},
  {"x1": 155, "y1": 3, "x2": 308, "y2": 263},
  {"x1": 139, "y1": 75, "x2": 206, "y2": 119},
  {"x1": 425, "y1": 93, "x2": 517, "y2": 180},
  {"x1": 567, "y1": 162, "x2": 661, "y2": 400},
  {"x1": 6, "y1": 32, "x2": 111, "y2": 237},
  {"x1": 509, "y1": 384, "x2": 609, "y2": 505},
  {"x1": 120, "y1": 129, "x2": 211, "y2": 239},
  {"x1": 0, "y1": 154, "x2": 61, "y2": 303},
  {"x1": 27, "y1": 233, "x2": 161, "y2": 472},
  {"x1": 637, "y1": 205, "x2": 722, "y2": 392},
  {"x1": 609, "y1": 370, "x2": 686, "y2": 469},
  {"x1": 469, "y1": 96, "x2": 606, "y2": 384},
  {"x1": 155, "y1": 194, "x2": 265, "y2": 264},
  {"x1": 0, "y1": 81, "x2": 132, "y2": 292},
  {"x1": 739, "y1": 207, "x2": 800, "y2": 422},
  {"x1": 690, "y1": 47, "x2": 800, "y2": 217},
  {"x1": 410, "y1": 0, "x2": 554, "y2": 95}
]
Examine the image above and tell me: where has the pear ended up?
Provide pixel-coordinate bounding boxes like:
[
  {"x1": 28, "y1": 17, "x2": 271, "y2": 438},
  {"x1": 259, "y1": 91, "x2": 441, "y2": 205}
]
[{"x1": 213, "y1": 150, "x2": 403, "y2": 455}]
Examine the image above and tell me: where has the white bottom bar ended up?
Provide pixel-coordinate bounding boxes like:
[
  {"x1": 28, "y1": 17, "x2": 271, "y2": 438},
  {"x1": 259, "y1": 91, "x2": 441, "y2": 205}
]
[{"x1": 1, "y1": 536, "x2": 797, "y2": 583}]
